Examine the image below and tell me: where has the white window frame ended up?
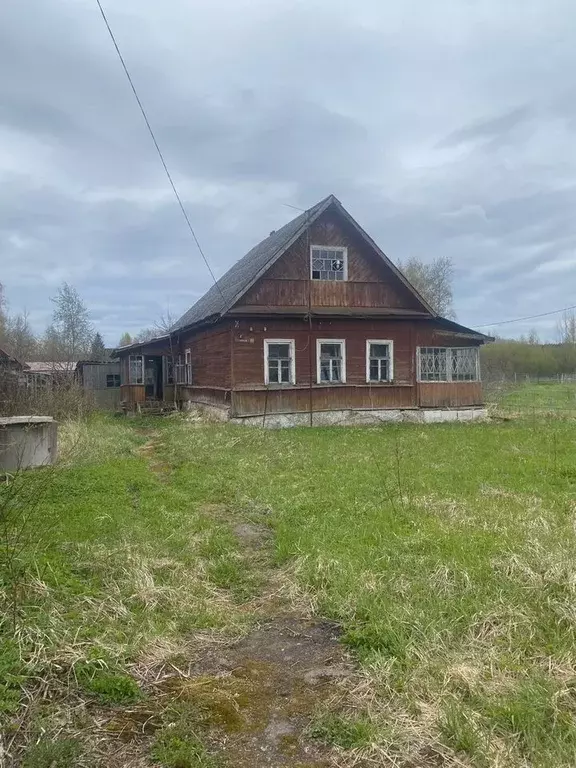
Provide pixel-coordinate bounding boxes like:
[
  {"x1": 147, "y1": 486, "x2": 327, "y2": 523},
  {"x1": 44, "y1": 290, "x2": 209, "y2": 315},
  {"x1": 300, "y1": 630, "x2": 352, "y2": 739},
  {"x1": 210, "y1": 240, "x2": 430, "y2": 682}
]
[
  {"x1": 163, "y1": 355, "x2": 174, "y2": 385},
  {"x1": 417, "y1": 346, "x2": 480, "y2": 383},
  {"x1": 310, "y1": 245, "x2": 348, "y2": 281},
  {"x1": 316, "y1": 339, "x2": 346, "y2": 384},
  {"x1": 174, "y1": 351, "x2": 192, "y2": 385},
  {"x1": 264, "y1": 339, "x2": 296, "y2": 385},
  {"x1": 366, "y1": 340, "x2": 394, "y2": 383},
  {"x1": 128, "y1": 354, "x2": 144, "y2": 385}
]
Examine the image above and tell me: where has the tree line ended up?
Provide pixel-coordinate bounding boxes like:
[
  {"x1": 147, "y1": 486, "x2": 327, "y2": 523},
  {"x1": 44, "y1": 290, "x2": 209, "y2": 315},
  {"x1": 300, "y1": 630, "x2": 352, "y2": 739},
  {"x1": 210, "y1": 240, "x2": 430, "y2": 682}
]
[
  {"x1": 0, "y1": 282, "x2": 167, "y2": 363},
  {"x1": 481, "y1": 317, "x2": 576, "y2": 381}
]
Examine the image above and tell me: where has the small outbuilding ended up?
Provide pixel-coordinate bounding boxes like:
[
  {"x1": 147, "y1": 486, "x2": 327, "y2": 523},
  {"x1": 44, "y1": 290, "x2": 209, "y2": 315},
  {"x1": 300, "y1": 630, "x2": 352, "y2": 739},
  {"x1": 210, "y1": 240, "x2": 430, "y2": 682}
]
[{"x1": 76, "y1": 360, "x2": 121, "y2": 410}]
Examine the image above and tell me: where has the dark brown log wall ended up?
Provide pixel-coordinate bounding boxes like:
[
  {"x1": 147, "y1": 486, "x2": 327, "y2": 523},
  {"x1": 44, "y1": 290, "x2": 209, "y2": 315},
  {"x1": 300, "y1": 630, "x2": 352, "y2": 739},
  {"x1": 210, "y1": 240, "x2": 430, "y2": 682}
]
[
  {"x1": 230, "y1": 317, "x2": 415, "y2": 388},
  {"x1": 180, "y1": 324, "x2": 232, "y2": 389}
]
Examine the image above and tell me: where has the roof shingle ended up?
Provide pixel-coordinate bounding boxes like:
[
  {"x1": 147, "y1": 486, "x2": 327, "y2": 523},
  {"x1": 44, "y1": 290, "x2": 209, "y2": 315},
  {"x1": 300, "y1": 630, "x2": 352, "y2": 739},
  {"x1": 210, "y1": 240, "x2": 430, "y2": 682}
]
[{"x1": 171, "y1": 196, "x2": 332, "y2": 331}]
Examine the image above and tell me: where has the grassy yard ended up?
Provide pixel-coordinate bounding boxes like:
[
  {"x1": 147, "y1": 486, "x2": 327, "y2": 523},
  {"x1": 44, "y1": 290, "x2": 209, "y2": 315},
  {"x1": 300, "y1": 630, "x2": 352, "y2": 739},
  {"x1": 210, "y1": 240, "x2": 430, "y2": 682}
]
[
  {"x1": 487, "y1": 380, "x2": 576, "y2": 414},
  {"x1": 2, "y1": 387, "x2": 576, "y2": 767}
]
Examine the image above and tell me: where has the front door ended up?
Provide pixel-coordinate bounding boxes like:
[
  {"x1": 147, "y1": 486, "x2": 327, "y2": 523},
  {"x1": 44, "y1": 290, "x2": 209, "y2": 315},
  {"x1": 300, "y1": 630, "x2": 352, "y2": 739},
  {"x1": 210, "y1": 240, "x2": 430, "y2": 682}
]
[{"x1": 144, "y1": 357, "x2": 163, "y2": 400}]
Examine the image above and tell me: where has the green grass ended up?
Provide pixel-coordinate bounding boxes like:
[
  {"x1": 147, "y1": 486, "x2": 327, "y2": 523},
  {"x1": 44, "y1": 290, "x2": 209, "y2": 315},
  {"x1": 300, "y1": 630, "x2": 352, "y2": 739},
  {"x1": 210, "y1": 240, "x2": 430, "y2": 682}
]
[
  {"x1": 308, "y1": 712, "x2": 377, "y2": 749},
  {"x1": 488, "y1": 380, "x2": 576, "y2": 414},
  {"x1": 22, "y1": 738, "x2": 83, "y2": 768},
  {"x1": 2, "y1": 390, "x2": 576, "y2": 766}
]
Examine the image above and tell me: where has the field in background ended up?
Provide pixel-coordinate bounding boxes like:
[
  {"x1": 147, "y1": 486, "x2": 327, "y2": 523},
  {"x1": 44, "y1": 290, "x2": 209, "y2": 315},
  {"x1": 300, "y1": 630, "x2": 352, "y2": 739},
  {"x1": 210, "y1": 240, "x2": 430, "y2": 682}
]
[
  {"x1": 486, "y1": 379, "x2": 576, "y2": 416},
  {"x1": 2, "y1": 382, "x2": 576, "y2": 767}
]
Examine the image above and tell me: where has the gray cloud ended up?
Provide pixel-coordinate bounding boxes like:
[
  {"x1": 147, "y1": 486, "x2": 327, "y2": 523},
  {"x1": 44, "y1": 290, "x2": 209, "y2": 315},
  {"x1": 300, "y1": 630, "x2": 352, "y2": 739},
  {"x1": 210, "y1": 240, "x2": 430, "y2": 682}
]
[
  {"x1": 1, "y1": 0, "x2": 576, "y2": 344},
  {"x1": 438, "y1": 106, "x2": 534, "y2": 149}
]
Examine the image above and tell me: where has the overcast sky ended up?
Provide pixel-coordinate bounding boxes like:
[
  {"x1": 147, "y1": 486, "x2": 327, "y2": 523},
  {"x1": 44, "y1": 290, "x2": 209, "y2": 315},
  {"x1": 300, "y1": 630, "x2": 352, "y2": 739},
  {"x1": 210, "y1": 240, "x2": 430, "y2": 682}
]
[{"x1": 1, "y1": 0, "x2": 575, "y2": 343}]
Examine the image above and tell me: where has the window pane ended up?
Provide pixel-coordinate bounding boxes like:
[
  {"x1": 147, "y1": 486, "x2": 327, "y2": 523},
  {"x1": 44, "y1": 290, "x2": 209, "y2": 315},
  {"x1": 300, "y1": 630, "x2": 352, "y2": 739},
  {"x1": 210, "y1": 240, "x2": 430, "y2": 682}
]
[
  {"x1": 268, "y1": 360, "x2": 279, "y2": 382},
  {"x1": 419, "y1": 348, "x2": 447, "y2": 381},
  {"x1": 332, "y1": 361, "x2": 341, "y2": 381},
  {"x1": 311, "y1": 247, "x2": 346, "y2": 281},
  {"x1": 280, "y1": 360, "x2": 290, "y2": 382},
  {"x1": 370, "y1": 344, "x2": 389, "y2": 358},
  {"x1": 320, "y1": 343, "x2": 341, "y2": 359},
  {"x1": 451, "y1": 348, "x2": 478, "y2": 381},
  {"x1": 129, "y1": 355, "x2": 143, "y2": 384},
  {"x1": 268, "y1": 343, "x2": 290, "y2": 359},
  {"x1": 320, "y1": 361, "x2": 331, "y2": 381}
]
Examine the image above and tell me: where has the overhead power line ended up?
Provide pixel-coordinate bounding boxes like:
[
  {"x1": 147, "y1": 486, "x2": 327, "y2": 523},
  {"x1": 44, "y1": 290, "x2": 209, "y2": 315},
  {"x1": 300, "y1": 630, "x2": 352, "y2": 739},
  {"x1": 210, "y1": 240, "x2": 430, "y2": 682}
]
[
  {"x1": 476, "y1": 303, "x2": 576, "y2": 328},
  {"x1": 94, "y1": 0, "x2": 225, "y2": 305}
]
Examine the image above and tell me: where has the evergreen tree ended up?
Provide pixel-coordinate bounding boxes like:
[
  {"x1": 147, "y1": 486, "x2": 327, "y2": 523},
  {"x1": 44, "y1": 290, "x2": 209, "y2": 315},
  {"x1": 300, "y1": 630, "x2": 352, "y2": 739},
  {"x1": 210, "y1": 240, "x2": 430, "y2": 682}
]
[{"x1": 90, "y1": 332, "x2": 107, "y2": 361}]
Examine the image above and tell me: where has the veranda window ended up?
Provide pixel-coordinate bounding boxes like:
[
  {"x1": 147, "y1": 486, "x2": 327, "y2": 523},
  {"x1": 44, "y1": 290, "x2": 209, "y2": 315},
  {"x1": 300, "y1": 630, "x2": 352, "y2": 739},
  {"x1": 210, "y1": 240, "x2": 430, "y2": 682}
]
[
  {"x1": 174, "y1": 351, "x2": 192, "y2": 385},
  {"x1": 128, "y1": 355, "x2": 144, "y2": 384},
  {"x1": 418, "y1": 347, "x2": 479, "y2": 382}
]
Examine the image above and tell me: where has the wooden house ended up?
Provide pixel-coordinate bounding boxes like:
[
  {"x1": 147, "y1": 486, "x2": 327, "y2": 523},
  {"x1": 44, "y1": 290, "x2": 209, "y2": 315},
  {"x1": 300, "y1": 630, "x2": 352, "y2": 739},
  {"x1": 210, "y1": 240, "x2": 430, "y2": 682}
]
[{"x1": 114, "y1": 195, "x2": 490, "y2": 425}]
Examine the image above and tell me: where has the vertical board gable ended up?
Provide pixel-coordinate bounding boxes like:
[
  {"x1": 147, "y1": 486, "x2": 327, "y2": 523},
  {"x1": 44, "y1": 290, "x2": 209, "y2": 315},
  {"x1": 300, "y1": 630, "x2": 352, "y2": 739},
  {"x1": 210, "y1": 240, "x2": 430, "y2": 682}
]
[{"x1": 236, "y1": 209, "x2": 427, "y2": 312}]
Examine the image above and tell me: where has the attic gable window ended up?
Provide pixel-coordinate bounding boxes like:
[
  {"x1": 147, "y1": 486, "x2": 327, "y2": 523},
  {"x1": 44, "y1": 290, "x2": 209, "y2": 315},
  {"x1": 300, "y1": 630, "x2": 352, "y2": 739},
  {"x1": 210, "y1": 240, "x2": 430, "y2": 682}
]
[{"x1": 311, "y1": 245, "x2": 347, "y2": 281}]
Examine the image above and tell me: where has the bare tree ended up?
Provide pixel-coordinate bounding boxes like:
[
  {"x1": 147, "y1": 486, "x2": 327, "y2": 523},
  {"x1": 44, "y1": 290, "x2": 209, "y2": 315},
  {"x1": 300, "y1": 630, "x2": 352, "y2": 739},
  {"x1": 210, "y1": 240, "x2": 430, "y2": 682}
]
[
  {"x1": 399, "y1": 256, "x2": 455, "y2": 318},
  {"x1": 556, "y1": 311, "x2": 576, "y2": 345},
  {"x1": 49, "y1": 283, "x2": 93, "y2": 361},
  {"x1": 5, "y1": 311, "x2": 37, "y2": 361},
  {"x1": 134, "y1": 314, "x2": 175, "y2": 343},
  {"x1": 0, "y1": 282, "x2": 7, "y2": 346},
  {"x1": 133, "y1": 327, "x2": 157, "y2": 343}
]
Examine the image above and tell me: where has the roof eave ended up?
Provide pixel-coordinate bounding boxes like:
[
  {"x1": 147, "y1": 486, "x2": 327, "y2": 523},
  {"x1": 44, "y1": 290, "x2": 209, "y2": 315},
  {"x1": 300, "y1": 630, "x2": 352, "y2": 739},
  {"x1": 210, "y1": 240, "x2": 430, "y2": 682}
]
[{"x1": 221, "y1": 195, "x2": 336, "y2": 317}]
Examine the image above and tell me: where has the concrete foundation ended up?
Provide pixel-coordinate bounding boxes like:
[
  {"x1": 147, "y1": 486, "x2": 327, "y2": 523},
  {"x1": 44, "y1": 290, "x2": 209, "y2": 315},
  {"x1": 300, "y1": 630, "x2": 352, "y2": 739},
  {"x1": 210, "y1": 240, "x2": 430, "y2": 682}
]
[
  {"x1": 230, "y1": 407, "x2": 488, "y2": 428},
  {"x1": 0, "y1": 416, "x2": 58, "y2": 472},
  {"x1": 183, "y1": 401, "x2": 231, "y2": 422}
]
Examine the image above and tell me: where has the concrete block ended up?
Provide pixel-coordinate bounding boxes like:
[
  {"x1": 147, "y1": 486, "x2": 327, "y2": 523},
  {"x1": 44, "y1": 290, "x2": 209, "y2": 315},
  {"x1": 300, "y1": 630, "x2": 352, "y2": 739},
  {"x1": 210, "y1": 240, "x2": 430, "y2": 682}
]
[{"x1": 0, "y1": 417, "x2": 57, "y2": 472}]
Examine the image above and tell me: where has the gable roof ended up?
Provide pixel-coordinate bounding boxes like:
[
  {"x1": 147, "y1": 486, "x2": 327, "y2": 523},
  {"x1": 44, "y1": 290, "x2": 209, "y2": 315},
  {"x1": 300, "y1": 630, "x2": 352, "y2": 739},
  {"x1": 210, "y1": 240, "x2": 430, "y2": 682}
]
[
  {"x1": 171, "y1": 195, "x2": 435, "y2": 331},
  {"x1": 0, "y1": 346, "x2": 29, "y2": 370}
]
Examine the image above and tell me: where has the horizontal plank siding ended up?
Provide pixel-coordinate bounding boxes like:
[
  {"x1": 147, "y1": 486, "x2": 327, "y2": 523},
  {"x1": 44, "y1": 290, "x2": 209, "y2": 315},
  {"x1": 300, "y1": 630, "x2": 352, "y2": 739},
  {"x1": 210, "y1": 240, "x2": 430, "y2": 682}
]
[
  {"x1": 232, "y1": 385, "x2": 415, "y2": 416},
  {"x1": 418, "y1": 382, "x2": 483, "y2": 407},
  {"x1": 120, "y1": 385, "x2": 145, "y2": 404}
]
